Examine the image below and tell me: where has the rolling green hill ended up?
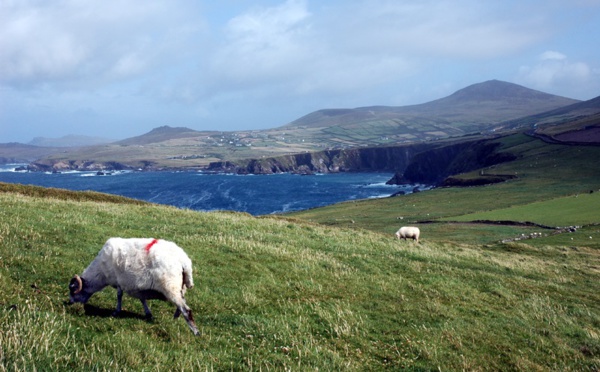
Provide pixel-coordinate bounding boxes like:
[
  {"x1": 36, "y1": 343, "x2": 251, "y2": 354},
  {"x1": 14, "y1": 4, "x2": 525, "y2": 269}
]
[
  {"x1": 2, "y1": 127, "x2": 600, "y2": 370},
  {"x1": 495, "y1": 94, "x2": 600, "y2": 144},
  {"x1": 0, "y1": 143, "x2": 63, "y2": 164},
  {"x1": 287, "y1": 133, "x2": 600, "y2": 245},
  {"x1": 288, "y1": 80, "x2": 577, "y2": 130},
  {"x1": 441, "y1": 192, "x2": 600, "y2": 228},
  {"x1": 276, "y1": 80, "x2": 579, "y2": 148},
  {"x1": 115, "y1": 125, "x2": 214, "y2": 146},
  {"x1": 18, "y1": 80, "x2": 583, "y2": 172},
  {"x1": 1, "y1": 179, "x2": 599, "y2": 370}
]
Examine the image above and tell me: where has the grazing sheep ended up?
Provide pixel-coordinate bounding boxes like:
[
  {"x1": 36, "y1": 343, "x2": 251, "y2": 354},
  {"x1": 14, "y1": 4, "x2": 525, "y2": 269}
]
[
  {"x1": 395, "y1": 226, "x2": 420, "y2": 243},
  {"x1": 68, "y1": 237, "x2": 199, "y2": 335}
]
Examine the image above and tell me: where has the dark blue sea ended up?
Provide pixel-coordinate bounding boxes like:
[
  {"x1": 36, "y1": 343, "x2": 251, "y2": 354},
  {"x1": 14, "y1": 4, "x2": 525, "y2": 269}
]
[{"x1": 0, "y1": 164, "x2": 423, "y2": 215}]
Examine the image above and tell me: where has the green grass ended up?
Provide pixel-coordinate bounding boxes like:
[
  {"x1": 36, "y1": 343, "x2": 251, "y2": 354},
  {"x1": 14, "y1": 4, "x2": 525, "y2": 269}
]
[
  {"x1": 289, "y1": 134, "x2": 600, "y2": 246},
  {"x1": 2, "y1": 134, "x2": 600, "y2": 370},
  {"x1": 442, "y1": 192, "x2": 600, "y2": 227},
  {"x1": 1, "y1": 181, "x2": 599, "y2": 370}
]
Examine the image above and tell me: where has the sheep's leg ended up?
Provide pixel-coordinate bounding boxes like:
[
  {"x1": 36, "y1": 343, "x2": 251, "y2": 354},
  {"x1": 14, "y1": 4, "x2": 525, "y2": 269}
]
[
  {"x1": 112, "y1": 288, "x2": 123, "y2": 317},
  {"x1": 165, "y1": 281, "x2": 199, "y2": 335},
  {"x1": 170, "y1": 295, "x2": 199, "y2": 335},
  {"x1": 140, "y1": 299, "x2": 153, "y2": 319},
  {"x1": 176, "y1": 303, "x2": 199, "y2": 336},
  {"x1": 173, "y1": 290, "x2": 185, "y2": 318}
]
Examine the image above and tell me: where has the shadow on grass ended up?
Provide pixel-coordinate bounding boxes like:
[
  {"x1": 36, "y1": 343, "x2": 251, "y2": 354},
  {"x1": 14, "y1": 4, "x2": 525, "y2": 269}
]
[{"x1": 82, "y1": 303, "x2": 149, "y2": 321}]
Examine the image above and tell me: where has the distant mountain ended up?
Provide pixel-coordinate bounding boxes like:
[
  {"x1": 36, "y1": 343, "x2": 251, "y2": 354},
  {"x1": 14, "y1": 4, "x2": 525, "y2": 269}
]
[
  {"x1": 22, "y1": 80, "x2": 585, "y2": 171},
  {"x1": 29, "y1": 135, "x2": 115, "y2": 147},
  {"x1": 495, "y1": 94, "x2": 600, "y2": 143},
  {"x1": 286, "y1": 80, "x2": 579, "y2": 133},
  {"x1": 116, "y1": 125, "x2": 211, "y2": 146},
  {"x1": 530, "y1": 94, "x2": 600, "y2": 120},
  {"x1": 411, "y1": 79, "x2": 577, "y2": 116},
  {"x1": 0, "y1": 143, "x2": 61, "y2": 164},
  {"x1": 501, "y1": 94, "x2": 600, "y2": 126}
]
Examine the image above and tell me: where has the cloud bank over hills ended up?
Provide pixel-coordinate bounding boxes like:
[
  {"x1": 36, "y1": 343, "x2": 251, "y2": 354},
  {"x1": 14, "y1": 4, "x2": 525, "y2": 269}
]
[{"x1": 1, "y1": 1, "x2": 599, "y2": 143}]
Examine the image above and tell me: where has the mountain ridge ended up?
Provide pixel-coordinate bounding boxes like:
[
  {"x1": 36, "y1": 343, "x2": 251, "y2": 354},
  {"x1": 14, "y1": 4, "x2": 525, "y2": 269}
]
[
  {"x1": 285, "y1": 80, "x2": 579, "y2": 129},
  {"x1": 115, "y1": 125, "x2": 211, "y2": 146},
  {"x1": 6, "y1": 79, "x2": 591, "y2": 172}
]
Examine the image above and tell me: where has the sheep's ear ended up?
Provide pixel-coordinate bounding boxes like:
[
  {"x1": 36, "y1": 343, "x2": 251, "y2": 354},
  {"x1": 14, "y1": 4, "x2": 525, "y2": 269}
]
[{"x1": 69, "y1": 275, "x2": 83, "y2": 294}]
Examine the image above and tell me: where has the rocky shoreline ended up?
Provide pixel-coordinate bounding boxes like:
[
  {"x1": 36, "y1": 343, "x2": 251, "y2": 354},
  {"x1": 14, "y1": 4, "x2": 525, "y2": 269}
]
[{"x1": 11, "y1": 135, "x2": 519, "y2": 189}]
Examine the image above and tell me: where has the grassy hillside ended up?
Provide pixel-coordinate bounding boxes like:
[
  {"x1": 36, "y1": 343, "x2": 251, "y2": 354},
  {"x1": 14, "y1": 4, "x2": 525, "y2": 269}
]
[
  {"x1": 0, "y1": 143, "x2": 61, "y2": 164},
  {"x1": 499, "y1": 95, "x2": 600, "y2": 135},
  {"x1": 1, "y1": 181, "x2": 599, "y2": 370},
  {"x1": 22, "y1": 80, "x2": 583, "y2": 171},
  {"x1": 287, "y1": 80, "x2": 578, "y2": 133},
  {"x1": 289, "y1": 134, "x2": 600, "y2": 243},
  {"x1": 441, "y1": 192, "x2": 600, "y2": 227}
]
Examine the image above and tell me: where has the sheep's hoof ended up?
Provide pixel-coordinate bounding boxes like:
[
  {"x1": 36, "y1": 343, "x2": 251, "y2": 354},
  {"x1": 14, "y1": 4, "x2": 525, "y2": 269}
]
[
  {"x1": 145, "y1": 314, "x2": 154, "y2": 321},
  {"x1": 111, "y1": 310, "x2": 121, "y2": 317}
]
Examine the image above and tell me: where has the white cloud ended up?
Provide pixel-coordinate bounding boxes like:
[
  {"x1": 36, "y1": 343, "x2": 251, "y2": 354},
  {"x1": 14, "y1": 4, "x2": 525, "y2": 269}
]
[
  {"x1": 1, "y1": 0, "x2": 556, "y2": 100},
  {"x1": 0, "y1": 0, "x2": 203, "y2": 88},
  {"x1": 325, "y1": 1, "x2": 548, "y2": 59},
  {"x1": 2, "y1": 0, "x2": 599, "y2": 142},
  {"x1": 204, "y1": 0, "x2": 551, "y2": 102},
  {"x1": 517, "y1": 51, "x2": 593, "y2": 96},
  {"x1": 540, "y1": 50, "x2": 567, "y2": 61},
  {"x1": 209, "y1": 0, "x2": 313, "y2": 88}
]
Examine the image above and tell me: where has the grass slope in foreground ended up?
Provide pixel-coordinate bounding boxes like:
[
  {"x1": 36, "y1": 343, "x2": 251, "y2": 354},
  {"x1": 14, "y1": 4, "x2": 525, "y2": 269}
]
[{"x1": 1, "y1": 184, "x2": 599, "y2": 370}]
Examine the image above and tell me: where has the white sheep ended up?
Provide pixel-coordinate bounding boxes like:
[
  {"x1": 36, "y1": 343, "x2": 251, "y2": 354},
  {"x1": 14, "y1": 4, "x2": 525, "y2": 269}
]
[
  {"x1": 395, "y1": 226, "x2": 420, "y2": 243},
  {"x1": 68, "y1": 237, "x2": 199, "y2": 335}
]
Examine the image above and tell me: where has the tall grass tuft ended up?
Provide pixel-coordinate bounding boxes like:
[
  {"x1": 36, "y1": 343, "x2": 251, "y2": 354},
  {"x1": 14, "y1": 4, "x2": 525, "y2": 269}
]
[{"x1": 0, "y1": 302, "x2": 76, "y2": 371}]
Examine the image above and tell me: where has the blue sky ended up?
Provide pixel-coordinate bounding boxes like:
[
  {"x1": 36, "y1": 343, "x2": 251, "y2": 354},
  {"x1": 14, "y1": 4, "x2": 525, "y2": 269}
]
[{"x1": 1, "y1": 0, "x2": 599, "y2": 143}]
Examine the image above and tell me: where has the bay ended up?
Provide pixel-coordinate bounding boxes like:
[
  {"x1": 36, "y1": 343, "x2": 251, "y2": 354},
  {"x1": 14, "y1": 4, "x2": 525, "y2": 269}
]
[{"x1": 0, "y1": 165, "x2": 420, "y2": 215}]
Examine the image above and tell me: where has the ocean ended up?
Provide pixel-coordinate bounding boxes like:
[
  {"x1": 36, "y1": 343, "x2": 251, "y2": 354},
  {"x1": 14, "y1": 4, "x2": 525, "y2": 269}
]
[{"x1": 0, "y1": 165, "x2": 423, "y2": 215}]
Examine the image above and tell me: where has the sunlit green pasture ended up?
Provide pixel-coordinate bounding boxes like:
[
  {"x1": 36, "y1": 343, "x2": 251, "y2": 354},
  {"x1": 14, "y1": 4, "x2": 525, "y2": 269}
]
[
  {"x1": 1, "y1": 184, "x2": 598, "y2": 370},
  {"x1": 289, "y1": 135, "x2": 600, "y2": 247},
  {"x1": 442, "y1": 192, "x2": 600, "y2": 227}
]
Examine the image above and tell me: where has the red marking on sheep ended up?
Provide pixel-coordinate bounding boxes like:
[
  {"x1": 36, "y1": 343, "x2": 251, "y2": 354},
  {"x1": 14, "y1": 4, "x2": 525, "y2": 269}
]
[{"x1": 145, "y1": 239, "x2": 158, "y2": 253}]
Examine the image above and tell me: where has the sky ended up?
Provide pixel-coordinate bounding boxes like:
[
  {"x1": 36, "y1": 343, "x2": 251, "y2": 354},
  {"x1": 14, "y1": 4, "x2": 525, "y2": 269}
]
[{"x1": 1, "y1": 0, "x2": 600, "y2": 143}]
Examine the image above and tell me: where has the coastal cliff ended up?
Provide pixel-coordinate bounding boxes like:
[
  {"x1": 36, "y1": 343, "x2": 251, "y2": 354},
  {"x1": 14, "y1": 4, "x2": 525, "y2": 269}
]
[
  {"x1": 24, "y1": 135, "x2": 518, "y2": 188},
  {"x1": 207, "y1": 136, "x2": 518, "y2": 186},
  {"x1": 26, "y1": 159, "x2": 133, "y2": 172},
  {"x1": 206, "y1": 143, "x2": 434, "y2": 175},
  {"x1": 385, "y1": 138, "x2": 517, "y2": 185}
]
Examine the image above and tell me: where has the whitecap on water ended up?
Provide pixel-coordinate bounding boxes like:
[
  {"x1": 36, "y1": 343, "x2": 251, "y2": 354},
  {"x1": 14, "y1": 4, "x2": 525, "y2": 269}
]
[{"x1": 0, "y1": 164, "x2": 27, "y2": 172}]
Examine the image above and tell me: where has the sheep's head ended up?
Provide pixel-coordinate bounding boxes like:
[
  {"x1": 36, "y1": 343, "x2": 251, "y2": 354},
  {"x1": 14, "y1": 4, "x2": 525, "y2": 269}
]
[
  {"x1": 68, "y1": 275, "x2": 92, "y2": 304},
  {"x1": 69, "y1": 275, "x2": 82, "y2": 294}
]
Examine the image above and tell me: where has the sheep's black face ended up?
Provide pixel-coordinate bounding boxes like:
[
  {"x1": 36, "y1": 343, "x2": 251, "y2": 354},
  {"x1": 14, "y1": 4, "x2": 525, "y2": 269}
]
[{"x1": 68, "y1": 276, "x2": 92, "y2": 304}]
